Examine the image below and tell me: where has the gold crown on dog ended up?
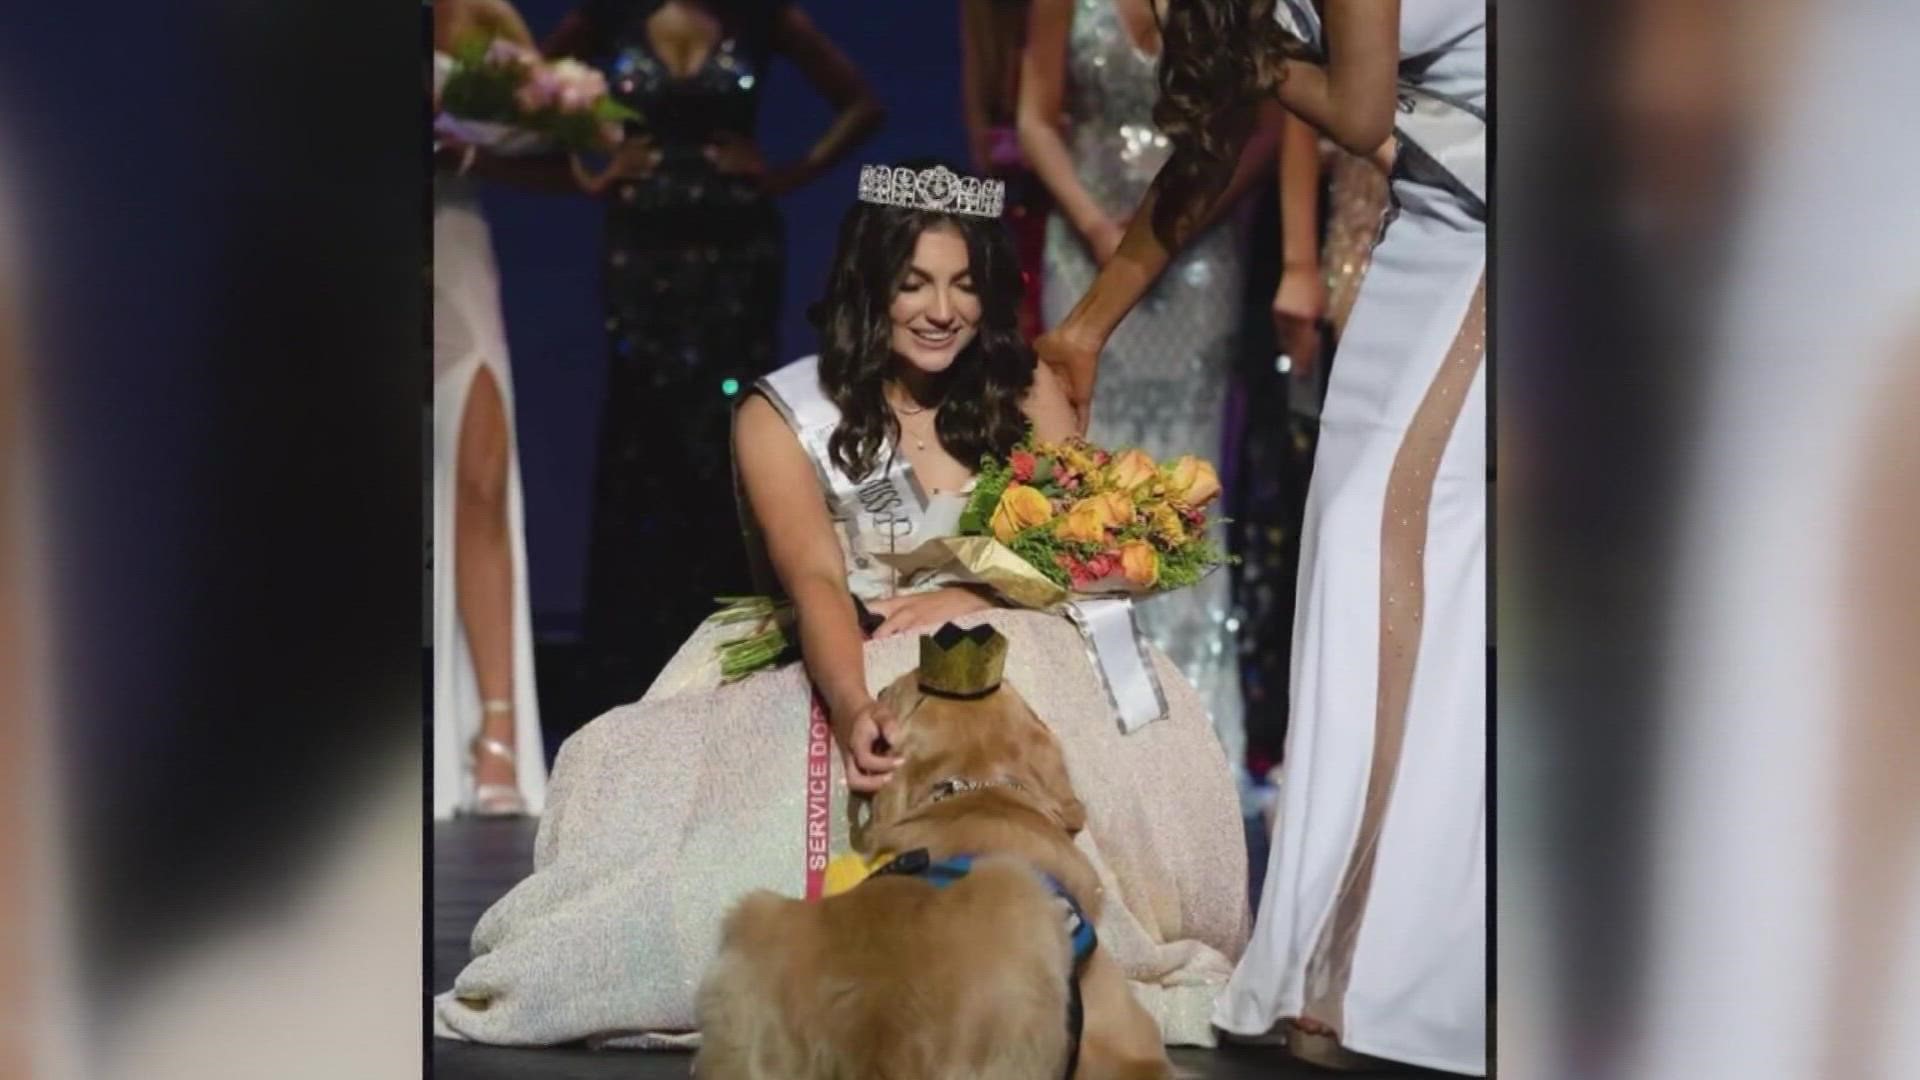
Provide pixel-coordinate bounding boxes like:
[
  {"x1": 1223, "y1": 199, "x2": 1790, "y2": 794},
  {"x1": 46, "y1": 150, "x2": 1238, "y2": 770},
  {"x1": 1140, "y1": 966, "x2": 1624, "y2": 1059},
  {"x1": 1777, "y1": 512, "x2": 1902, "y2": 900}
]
[{"x1": 917, "y1": 623, "x2": 1007, "y2": 698}]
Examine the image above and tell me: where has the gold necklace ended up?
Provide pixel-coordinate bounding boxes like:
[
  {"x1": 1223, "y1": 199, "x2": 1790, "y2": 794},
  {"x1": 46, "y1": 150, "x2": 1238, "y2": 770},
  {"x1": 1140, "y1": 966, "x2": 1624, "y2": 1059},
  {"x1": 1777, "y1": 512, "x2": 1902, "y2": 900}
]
[
  {"x1": 889, "y1": 392, "x2": 937, "y2": 451},
  {"x1": 897, "y1": 410, "x2": 934, "y2": 451},
  {"x1": 889, "y1": 404, "x2": 959, "y2": 494}
]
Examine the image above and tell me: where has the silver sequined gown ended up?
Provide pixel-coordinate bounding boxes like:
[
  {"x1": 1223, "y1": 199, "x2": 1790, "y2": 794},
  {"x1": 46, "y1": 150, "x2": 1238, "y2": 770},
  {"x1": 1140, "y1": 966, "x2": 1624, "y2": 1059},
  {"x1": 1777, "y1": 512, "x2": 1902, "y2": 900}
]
[{"x1": 1041, "y1": 0, "x2": 1249, "y2": 772}]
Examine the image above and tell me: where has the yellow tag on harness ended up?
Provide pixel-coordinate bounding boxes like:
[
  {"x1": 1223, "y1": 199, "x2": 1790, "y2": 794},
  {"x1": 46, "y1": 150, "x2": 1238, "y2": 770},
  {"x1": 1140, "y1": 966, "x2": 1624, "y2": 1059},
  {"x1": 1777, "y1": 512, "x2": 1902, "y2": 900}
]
[{"x1": 822, "y1": 851, "x2": 895, "y2": 897}]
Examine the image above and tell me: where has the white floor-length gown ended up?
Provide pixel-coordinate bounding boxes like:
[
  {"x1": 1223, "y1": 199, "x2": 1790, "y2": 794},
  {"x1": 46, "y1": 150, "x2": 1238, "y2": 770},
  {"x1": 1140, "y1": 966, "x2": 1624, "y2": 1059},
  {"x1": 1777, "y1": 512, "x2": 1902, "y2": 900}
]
[
  {"x1": 1626, "y1": 8, "x2": 1920, "y2": 1078},
  {"x1": 1214, "y1": 3, "x2": 1487, "y2": 1074},
  {"x1": 431, "y1": 173, "x2": 548, "y2": 818}
]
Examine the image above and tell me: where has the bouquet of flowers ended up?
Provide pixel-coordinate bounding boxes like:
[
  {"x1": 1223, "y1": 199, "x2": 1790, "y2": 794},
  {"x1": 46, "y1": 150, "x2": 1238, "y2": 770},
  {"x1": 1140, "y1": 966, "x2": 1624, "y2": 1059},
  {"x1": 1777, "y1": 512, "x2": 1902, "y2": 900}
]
[
  {"x1": 433, "y1": 35, "x2": 638, "y2": 156},
  {"x1": 876, "y1": 434, "x2": 1231, "y2": 608},
  {"x1": 709, "y1": 435, "x2": 1229, "y2": 683},
  {"x1": 711, "y1": 595, "x2": 800, "y2": 684}
]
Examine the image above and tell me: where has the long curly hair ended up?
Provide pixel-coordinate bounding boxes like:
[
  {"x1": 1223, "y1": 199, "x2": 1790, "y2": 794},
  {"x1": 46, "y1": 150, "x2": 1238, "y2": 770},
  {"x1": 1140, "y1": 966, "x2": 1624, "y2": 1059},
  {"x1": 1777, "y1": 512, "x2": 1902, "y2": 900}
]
[
  {"x1": 811, "y1": 166, "x2": 1034, "y2": 482},
  {"x1": 1150, "y1": 0, "x2": 1311, "y2": 238}
]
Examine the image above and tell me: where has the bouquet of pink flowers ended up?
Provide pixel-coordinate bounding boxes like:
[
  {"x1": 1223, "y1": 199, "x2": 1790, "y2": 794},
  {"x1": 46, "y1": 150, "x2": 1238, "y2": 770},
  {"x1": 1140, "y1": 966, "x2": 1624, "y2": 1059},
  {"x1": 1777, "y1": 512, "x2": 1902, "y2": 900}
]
[{"x1": 433, "y1": 36, "x2": 638, "y2": 156}]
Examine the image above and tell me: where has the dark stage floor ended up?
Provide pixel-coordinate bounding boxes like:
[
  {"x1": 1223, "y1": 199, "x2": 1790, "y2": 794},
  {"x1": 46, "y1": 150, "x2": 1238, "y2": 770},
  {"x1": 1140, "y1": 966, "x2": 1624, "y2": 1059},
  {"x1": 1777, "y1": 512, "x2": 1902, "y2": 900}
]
[{"x1": 432, "y1": 818, "x2": 1440, "y2": 1079}]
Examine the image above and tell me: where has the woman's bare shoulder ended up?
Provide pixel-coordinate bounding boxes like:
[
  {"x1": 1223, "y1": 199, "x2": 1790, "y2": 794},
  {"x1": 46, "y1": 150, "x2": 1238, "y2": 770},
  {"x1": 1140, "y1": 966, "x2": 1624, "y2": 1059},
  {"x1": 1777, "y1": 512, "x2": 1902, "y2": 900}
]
[{"x1": 1022, "y1": 360, "x2": 1078, "y2": 442}]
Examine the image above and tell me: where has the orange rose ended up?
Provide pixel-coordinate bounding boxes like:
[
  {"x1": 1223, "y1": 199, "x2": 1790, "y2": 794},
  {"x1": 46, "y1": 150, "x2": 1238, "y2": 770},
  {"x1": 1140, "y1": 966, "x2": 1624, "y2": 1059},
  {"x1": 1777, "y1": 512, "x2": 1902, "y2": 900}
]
[
  {"x1": 1104, "y1": 448, "x2": 1158, "y2": 493},
  {"x1": 1148, "y1": 502, "x2": 1188, "y2": 546},
  {"x1": 1093, "y1": 490, "x2": 1135, "y2": 528},
  {"x1": 1058, "y1": 492, "x2": 1133, "y2": 539},
  {"x1": 1118, "y1": 540, "x2": 1161, "y2": 588},
  {"x1": 1056, "y1": 442, "x2": 1101, "y2": 483},
  {"x1": 1052, "y1": 500, "x2": 1109, "y2": 545},
  {"x1": 990, "y1": 484, "x2": 1054, "y2": 542},
  {"x1": 1163, "y1": 454, "x2": 1222, "y2": 507}
]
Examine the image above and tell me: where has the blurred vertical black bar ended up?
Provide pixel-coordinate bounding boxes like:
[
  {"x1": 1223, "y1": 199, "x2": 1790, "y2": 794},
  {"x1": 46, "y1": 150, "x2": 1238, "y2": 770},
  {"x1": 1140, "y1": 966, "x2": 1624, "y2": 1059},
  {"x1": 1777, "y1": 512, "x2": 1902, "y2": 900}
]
[
  {"x1": 1499, "y1": 0, "x2": 1694, "y2": 1068},
  {"x1": 5, "y1": 0, "x2": 422, "y2": 1011}
]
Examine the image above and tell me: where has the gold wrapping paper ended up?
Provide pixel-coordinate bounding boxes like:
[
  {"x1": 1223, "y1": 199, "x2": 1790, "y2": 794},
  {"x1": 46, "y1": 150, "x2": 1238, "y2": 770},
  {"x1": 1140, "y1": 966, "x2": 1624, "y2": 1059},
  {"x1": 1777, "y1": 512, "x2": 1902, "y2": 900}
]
[{"x1": 873, "y1": 536, "x2": 1147, "y2": 610}]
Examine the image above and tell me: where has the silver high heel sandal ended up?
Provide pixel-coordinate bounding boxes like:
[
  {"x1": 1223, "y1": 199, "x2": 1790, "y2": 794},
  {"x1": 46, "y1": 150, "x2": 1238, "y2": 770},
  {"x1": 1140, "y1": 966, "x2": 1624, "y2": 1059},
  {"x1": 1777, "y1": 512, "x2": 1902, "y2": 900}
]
[{"x1": 465, "y1": 700, "x2": 527, "y2": 817}]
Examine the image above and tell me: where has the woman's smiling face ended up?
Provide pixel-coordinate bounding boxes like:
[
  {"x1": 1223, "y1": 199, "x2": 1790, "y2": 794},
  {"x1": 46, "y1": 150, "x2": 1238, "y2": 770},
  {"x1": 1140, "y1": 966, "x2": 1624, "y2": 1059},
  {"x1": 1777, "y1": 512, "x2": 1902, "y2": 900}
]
[{"x1": 888, "y1": 225, "x2": 982, "y2": 375}]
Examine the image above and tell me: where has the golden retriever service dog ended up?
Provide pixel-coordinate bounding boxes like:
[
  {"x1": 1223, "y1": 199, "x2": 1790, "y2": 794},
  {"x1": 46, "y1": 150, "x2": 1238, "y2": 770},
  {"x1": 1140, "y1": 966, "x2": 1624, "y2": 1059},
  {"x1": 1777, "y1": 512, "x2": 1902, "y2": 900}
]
[{"x1": 695, "y1": 623, "x2": 1172, "y2": 1079}]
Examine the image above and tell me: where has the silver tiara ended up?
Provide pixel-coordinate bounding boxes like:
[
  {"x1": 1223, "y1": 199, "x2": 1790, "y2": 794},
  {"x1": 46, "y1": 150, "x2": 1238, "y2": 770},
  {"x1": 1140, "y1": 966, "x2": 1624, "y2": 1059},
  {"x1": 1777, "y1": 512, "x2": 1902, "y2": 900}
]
[{"x1": 857, "y1": 164, "x2": 1005, "y2": 218}]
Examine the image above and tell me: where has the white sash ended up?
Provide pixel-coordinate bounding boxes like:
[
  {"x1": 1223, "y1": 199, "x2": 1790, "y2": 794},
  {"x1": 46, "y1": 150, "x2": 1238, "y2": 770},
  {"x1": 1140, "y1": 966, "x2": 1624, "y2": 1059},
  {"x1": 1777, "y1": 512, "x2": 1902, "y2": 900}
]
[
  {"x1": 1063, "y1": 597, "x2": 1169, "y2": 734},
  {"x1": 757, "y1": 358, "x2": 934, "y2": 594},
  {"x1": 1392, "y1": 84, "x2": 1486, "y2": 218},
  {"x1": 751, "y1": 357, "x2": 1168, "y2": 732}
]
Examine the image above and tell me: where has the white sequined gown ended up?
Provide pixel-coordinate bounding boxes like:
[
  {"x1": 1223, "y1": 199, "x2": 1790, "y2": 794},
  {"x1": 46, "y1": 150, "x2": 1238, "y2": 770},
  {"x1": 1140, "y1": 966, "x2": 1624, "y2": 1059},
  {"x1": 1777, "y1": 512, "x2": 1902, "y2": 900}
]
[
  {"x1": 1041, "y1": 0, "x2": 1250, "y2": 774},
  {"x1": 1213, "y1": 3, "x2": 1488, "y2": 1074},
  {"x1": 433, "y1": 357, "x2": 1249, "y2": 1049},
  {"x1": 431, "y1": 173, "x2": 549, "y2": 818}
]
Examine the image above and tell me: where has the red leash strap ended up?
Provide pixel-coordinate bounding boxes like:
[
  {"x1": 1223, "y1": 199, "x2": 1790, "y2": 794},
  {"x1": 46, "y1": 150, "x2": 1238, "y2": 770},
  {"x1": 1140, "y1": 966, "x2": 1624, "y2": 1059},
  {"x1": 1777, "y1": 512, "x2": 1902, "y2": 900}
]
[{"x1": 804, "y1": 691, "x2": 833, "y2": 900}]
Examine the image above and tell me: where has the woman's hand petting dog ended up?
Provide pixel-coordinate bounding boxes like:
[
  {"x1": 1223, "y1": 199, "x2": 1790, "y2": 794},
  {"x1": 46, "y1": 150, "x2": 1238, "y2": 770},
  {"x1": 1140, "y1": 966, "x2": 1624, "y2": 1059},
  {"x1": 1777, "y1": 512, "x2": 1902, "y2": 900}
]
[{"x1": 831, "y1": 698, "x2": 903, "y2": 794}]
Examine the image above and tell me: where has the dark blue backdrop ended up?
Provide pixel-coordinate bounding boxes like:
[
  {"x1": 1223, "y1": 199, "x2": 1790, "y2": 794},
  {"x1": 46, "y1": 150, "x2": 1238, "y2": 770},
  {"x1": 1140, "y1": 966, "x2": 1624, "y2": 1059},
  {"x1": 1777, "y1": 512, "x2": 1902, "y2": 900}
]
[{"x1": 488, "y1": 0, "x2": 969, "y2": 633}]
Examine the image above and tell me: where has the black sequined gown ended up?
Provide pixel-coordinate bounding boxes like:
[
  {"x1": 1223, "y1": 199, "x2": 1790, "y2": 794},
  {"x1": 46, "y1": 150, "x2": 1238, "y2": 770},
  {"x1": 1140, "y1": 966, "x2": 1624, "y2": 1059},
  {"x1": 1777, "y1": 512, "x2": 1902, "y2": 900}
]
[{"x1": 578, "y1": 0, "x2": 785, "y2": 708}]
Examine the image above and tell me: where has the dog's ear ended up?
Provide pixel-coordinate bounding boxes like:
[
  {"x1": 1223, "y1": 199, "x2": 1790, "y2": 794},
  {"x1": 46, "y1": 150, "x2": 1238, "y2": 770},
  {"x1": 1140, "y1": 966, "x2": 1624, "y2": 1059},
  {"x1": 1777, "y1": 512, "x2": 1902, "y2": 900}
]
[{"x1": 1010, "y1": 694, "x2": 1086, "y2": 835}]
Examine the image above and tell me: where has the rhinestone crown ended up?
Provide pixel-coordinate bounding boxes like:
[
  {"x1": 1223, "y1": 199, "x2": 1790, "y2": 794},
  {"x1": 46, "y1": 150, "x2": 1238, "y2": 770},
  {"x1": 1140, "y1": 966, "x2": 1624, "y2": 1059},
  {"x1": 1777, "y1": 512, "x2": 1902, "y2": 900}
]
[{"x1": 857, "y1": 164, "x2": 1005, "y2": 218}]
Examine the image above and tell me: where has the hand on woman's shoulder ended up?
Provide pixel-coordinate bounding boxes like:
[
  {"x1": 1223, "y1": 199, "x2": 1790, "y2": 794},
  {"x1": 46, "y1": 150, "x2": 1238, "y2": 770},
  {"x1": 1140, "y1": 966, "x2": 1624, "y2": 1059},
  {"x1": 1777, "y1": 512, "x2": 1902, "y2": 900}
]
[{"x1": 1022, "y1": 358, "x2": 1080, "y2": 442}]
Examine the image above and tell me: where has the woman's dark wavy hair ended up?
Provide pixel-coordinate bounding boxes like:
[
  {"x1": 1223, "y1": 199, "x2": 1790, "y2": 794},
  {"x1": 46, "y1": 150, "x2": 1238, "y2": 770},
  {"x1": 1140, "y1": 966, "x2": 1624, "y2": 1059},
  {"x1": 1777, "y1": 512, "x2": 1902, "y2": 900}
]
[
  {"x1": 811, "y1": 161, "x2": 1034, "y2": 482},
  {"x1": 1150, "y1": 0, "x2": 1312, "y2": 239}
]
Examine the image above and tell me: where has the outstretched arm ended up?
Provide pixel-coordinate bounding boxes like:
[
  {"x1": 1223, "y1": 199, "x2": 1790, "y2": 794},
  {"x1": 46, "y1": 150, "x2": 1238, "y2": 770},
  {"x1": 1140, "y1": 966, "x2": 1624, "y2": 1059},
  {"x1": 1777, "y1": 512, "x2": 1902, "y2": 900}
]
[
  {"x1": 1033, "y1": 98, "x2": 1281, "y2": 430},
  {"x1": 1035, "y1": 0, "x2": 1398, "y2": 427},
  {"x1": 734, "y1": 396, "x2": 902, "y2": 792}
]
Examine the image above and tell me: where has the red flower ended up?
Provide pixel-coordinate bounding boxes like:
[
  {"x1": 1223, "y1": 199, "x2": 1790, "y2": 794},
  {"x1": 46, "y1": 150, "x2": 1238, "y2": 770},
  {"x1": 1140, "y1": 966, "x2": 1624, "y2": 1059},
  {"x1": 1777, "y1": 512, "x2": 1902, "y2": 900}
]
[
  {"x1": 1062, "y1": 475, "x2": 1080, "y2": 491},
  {"x1": 1010, "y1": 450, "x2": 1037, "y2": 483},
  {"x1": 1065, "y1": 557, "x2": 1096, "y2": 588},
  {"x1": 1084, "y1": 552, "x2": 1120, "y2": 579}
]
